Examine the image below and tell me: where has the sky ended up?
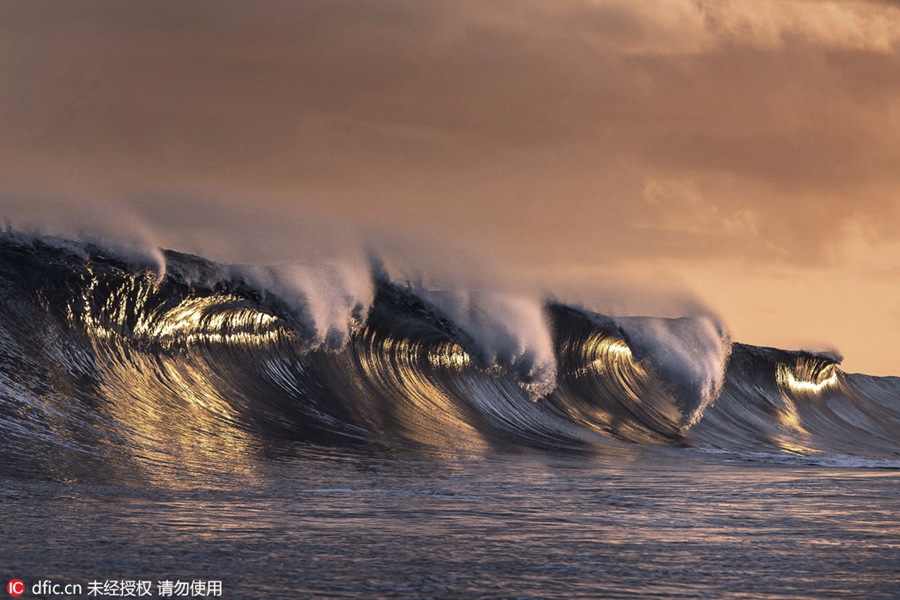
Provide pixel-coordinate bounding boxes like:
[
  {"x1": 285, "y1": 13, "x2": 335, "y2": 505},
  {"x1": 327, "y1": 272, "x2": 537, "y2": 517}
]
[{"x1": 1, "y1": 0, "x2": 899, "y2": 375}]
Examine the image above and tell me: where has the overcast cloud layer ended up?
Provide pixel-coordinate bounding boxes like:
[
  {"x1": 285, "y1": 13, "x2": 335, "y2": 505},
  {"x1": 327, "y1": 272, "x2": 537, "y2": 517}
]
[{"x1": 1, "y1": 0, "x2": 899, "y2": 374}]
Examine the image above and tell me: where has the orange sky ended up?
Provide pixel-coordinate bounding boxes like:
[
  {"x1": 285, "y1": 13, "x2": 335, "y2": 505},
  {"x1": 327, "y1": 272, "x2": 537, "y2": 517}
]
[{"x1": 1, "y1": 0, "x2": 899, "y2": 375}]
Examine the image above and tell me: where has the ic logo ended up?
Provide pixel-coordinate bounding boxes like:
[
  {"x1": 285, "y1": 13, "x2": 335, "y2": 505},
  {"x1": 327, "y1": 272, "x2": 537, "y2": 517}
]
[{"x1": 7, "y1": 580, "x2": 24, "y2": 597}]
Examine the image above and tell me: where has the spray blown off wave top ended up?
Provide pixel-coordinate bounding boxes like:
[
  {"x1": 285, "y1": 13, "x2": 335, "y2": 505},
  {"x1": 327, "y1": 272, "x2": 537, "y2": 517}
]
[{"x1": 0, "y1": 233, "x2": 898, "y2": 485}]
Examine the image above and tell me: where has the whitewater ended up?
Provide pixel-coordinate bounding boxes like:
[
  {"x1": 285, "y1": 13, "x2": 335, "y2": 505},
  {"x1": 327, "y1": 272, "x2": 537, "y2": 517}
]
[{"x1": 2, "y1": 232, "x2": 898, "y2": 599}]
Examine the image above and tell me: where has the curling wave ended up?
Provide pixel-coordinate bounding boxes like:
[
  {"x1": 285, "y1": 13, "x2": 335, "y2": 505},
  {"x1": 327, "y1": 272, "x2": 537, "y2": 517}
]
[{"x1": 0, "y1": 234, "x2": 897, "y2": 483}]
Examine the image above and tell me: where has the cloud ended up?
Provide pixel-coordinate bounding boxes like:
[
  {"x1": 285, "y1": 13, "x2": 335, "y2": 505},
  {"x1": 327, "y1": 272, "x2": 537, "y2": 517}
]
[{"x1": 0, "y1": 0, "x2": 898, "y2": 270}]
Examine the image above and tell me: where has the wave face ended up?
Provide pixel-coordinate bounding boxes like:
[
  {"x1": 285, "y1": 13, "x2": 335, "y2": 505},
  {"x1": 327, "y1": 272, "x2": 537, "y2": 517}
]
[{"x1": 0, "y1": 235, "x2": 898, "y2": 483}]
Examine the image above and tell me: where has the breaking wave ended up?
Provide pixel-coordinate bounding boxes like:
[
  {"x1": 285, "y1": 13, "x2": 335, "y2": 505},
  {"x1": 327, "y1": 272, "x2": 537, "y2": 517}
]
[{"x1": 0, "y1": 233, "x2": 897, "y2": 484}]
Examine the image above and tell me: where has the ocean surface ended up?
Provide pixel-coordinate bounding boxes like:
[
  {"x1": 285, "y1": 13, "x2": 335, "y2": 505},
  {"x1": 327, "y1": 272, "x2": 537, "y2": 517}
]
[{"x1": 1, "y1": 234, "x2": 898, "y2": 598}]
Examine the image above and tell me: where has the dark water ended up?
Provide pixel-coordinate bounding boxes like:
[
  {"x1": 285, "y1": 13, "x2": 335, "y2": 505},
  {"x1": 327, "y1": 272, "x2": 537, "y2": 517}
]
[
  {"x1": 1, "y1": 235, "x2": 898, "y2": 598},
  {"x1": 4, "y1": 449, "x2": 899, "y2": 599}
]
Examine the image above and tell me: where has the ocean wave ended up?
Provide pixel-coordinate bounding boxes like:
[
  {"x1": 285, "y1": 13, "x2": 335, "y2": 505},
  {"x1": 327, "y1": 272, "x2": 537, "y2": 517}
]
[{"x1": 0, "y1": 233, "x2": 897, "y2": 483}]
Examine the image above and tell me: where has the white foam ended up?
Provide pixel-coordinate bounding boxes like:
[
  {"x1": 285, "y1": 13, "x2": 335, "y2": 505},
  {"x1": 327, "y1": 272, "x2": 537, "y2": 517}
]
[
  {"x1": 616, "y1": 315, "x2": 732, "y2": 426},
  {"x1": 236, "y1": 259, "x2": 374, "y2": 350},
  {"x1": 412, "y1": 287, "x2": 558, "y2": 398}
]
